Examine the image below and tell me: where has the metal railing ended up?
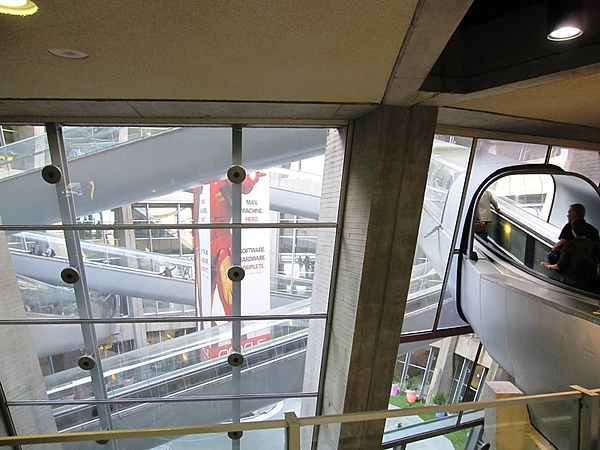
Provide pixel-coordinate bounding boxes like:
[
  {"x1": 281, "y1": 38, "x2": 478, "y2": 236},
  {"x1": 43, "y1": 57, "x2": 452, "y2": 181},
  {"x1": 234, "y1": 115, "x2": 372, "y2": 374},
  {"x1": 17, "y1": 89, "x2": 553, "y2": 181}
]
[{"x1": 0, "y1": 385, "x2": 597, "y2": 449}]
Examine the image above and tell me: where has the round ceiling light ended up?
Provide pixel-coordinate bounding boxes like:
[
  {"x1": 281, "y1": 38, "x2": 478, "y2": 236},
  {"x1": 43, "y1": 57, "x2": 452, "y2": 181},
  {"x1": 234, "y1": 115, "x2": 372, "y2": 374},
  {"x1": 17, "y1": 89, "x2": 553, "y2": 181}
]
[
  {"x1": 0, "y1": 0, "x2": 38, "y2": 16},
  {"x1": 546, "y1": 0, "x2": 584, "y2": 42},
  {"x1": 48, "y1": 49, "x2": 89, "y2": 59},
  {"x1": 547, "y1": 26, "x2": 583, "y2": 41}
]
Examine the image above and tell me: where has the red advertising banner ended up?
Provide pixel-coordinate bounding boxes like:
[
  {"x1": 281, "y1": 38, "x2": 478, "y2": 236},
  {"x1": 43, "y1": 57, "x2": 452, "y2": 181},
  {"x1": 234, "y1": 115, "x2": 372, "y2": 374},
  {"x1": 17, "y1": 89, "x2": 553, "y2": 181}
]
[{"x1": 201, "y1": 333, "x2": 272, "y2": 360}]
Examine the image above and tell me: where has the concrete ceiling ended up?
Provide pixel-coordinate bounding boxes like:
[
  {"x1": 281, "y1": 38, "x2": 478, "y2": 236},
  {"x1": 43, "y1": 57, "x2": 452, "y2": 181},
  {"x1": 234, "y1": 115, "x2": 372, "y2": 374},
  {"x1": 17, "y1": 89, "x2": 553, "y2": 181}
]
[{"x1": 1, "y1": 0, "x2": 600, "y2": 143}]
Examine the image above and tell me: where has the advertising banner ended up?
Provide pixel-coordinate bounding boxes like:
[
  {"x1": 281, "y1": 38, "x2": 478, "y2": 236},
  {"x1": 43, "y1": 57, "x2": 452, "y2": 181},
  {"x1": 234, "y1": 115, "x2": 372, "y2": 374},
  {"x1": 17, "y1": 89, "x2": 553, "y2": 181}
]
[{"x1": 197, "y1": 172, "x2": 271, "y2": 322}]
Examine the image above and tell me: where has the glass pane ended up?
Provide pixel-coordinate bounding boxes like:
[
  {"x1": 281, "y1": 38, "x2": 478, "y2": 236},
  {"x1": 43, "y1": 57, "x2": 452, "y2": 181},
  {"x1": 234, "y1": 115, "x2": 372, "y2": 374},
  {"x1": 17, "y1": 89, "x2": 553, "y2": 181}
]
[
  {"x1": 402, "y1": 248, "x2": 444, "y2": 334},
  {"x1": 549, "y1": 145, "x2": 600, "y2": 186},
  {"x1": 240, "y1": 228, "x2": 316, "y2": 313},
  {"x1": 192, "y1": 130, "x2": 333, "y2": 222},
  {"x1": 528, "y1": 398, "x2": 580, "y2": 449},
  {"x1": 6, "y1": 191, "x2": 196, "y2": 321},
  {"x1": 8, "y1": 410, "x2": 289, "y2": 449},
  {"x1": 196, "y1": 227, "x2": 329, "y2": 318},
  {"x1": 0, "y1": 128, "x2": 64, "y2": 227},
  {"x1": 0, "y1": 125, "x2": 338, "y2": 446},
  {"x1": 7, "y1": 231, "x2": 80, "y2": 314},
  {"x1": 492, "y1": 215, "x2": 528, "y2": 262},
  {"x1": 469, "y1": 139, "x2": 549, "y2": 193},
  {"x1": 243, "y1": 127, "x2": 344, "y2": 224},
  {"x1": 243, "y1": 127, "x2": 326, "y2": 177},
  {"x1": 437, "y1": 283, "x2": 469, "y2": 330},
  {"x1": 0, "y1": 124, "x2": 50, "y2": 178},
  {"x1": 492, "y1": 174, "x2": 555, "y2": 220},
  {"x1": 43, "y1": 314, "x2": 316, "y2": 431},
  {"x1": 423, "y1": 138, "x2": 471, "y2": 223},
  {"x1": 62, "y1": 126, "x2": 171, "y2": 159},
  {"x1": 66, "y1": 126, "x2": 232, "y2": 224},
  {"x1": 475, "y1": 138, "x2": 548, "y2": 164},
  {"x1": 145, "y1": 428, "x2": 288, "y2": 450},
  {"x1": 405, "y1": 135, "x2": 473, "y2": 334},
  {"x1": 384, "y1": 414, "x2": 473, "y2": 449}
]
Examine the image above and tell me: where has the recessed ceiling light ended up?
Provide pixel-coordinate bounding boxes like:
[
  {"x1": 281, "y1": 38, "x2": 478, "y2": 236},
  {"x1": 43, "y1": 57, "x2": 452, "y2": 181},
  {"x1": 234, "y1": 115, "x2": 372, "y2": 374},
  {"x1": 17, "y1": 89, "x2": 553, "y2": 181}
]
[
  {"x1": 547, "y1": 0, "x2": 584, "y2": 41},
  {"x1": 0, "y1": 0, "x2": 38, "y2": 16},
  {"x1": 547, "y1": 26, "x2": 583, "y2": 41},
  {"x1": 48, "y1": 49, "x2": 89, "y2": 60}
]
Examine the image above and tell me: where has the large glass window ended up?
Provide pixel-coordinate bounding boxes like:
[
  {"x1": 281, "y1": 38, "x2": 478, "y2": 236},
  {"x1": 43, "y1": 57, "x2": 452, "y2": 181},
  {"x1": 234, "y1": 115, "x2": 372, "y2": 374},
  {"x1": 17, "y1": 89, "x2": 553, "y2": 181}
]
[
  {"x1": 403, "y1": 136, "x2": 563, "y2": 336},
  {"x1": 0, "y1": 124, "x2": 342, "y2": 442},
  {"x1": 403, "y1": 136, "x2": 473, "y2": 335}
]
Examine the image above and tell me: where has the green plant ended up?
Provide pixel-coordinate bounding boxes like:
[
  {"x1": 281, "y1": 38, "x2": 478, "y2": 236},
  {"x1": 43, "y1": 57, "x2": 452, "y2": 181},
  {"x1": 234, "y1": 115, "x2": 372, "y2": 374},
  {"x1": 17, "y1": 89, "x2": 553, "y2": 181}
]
[
  {"x1": 388, "y1": 396, "x2": 467, "y2": 450},
  {"x1": 405, "y1": 377, "x2": 419, "y2": 391},
  {"x1": 432, "y1": 391, "x2": 447, "y2": 405},
  {"x1": 392, "y1": 374, "x2": 402, "y2": 384}
]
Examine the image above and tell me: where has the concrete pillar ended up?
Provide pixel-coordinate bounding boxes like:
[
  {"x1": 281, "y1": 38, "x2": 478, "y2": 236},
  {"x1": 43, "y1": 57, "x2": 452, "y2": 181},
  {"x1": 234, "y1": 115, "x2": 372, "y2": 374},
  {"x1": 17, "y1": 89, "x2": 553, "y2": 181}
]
[
  {"x1": 0, "y1": 225, "x2": 60, "y2": 445},
  {"x1": 426, "y1": 337, "x2": 458, "y2": 405},
  {"x1": 480, "y1": 381, "x2": 531, "y2": 450},
  {"x1": 114, "y1": 206, "x2": 147, "y2": 349},
  {"x1": 309, "y1": 106, "x2": 438, "y2": 449},
  {"x1": 301, "y1": 128, "x2": 347, "y2": 449}
]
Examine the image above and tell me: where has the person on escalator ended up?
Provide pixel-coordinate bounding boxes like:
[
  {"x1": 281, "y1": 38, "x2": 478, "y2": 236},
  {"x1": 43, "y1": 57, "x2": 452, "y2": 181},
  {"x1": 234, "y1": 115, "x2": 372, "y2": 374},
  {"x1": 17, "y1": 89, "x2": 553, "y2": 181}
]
[
  {"x1": 551, "y1": 203, "x2": 599, "y2": 252},
  {"x1": 541, "y1": 218, "x2": 598, "y2": 291},
  {"x1": 475, "y1": 190, "x2": 499, "y2": 235}
]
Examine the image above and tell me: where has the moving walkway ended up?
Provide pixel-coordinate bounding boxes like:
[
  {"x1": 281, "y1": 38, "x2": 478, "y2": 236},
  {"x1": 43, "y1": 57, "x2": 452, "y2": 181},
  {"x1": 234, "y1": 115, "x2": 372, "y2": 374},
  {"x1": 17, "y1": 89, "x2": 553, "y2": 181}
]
[{"x1": 0, "y1": 126, "x2": 328, "y2": 226}]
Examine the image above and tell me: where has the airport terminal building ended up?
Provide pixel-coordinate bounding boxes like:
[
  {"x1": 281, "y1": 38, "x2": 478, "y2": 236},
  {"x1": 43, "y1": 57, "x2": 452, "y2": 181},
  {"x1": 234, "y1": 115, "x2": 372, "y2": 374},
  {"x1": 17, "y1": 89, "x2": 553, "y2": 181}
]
[{"x1": 1, "y1": 1, "x2": 600, "y2": 449}]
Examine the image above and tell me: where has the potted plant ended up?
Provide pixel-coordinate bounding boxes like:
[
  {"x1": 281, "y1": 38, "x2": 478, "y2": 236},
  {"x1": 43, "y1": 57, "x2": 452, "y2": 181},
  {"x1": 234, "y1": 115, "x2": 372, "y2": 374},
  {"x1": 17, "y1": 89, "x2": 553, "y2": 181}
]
[
  {"x1": 432, "y1": 392, "x2": 447, "y2": 417},
  {"x1": 405, "y1": 377, "x2": 419, "y2": 404},
  {"x1": 391, "y1": 375, "x2": 401, "y2": 396}
]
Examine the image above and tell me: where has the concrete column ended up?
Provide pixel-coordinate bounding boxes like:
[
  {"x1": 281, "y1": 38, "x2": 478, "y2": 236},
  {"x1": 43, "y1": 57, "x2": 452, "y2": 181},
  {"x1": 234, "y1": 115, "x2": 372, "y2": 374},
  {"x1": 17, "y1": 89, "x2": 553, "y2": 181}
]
[
  {"x1": 480, "y1": 381, "x2": 530, "y2": 450},
  {"x1": 426, "y1": 337, "x2": 458, "y2": 405},
  {"x1": 114, "y1": 206, "x2": 147, "y2": 350},
  {"x1": 301, "y1": 128, "x2": 347, "y2": 447},
  {"x1": 312, "y1": 106, "x2": 438, "y2": 449},
  {"x1": 0, "y1": 225, "x2": 60, "y2": 444}
]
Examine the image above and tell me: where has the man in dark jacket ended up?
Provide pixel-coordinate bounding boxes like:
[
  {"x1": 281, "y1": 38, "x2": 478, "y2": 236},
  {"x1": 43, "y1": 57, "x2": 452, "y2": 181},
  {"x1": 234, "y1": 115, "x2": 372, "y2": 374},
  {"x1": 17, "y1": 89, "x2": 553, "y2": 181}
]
[
  {"x1": 551, "y1": 203, "x2": 599, "y2": 252},
  {"x1": 543, "y1": 218, "x2": 597, "y2": 290}
]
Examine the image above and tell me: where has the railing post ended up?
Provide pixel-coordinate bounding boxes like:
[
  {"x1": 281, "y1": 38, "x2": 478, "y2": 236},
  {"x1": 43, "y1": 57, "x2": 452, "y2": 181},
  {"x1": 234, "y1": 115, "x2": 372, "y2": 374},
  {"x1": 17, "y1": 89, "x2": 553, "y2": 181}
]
[
  {"x1": 285, "y1": 412, "x2": 301, "y2": 450},
  {"x1": 571, "y1": 385, "x2": 599, "y2": 449}
]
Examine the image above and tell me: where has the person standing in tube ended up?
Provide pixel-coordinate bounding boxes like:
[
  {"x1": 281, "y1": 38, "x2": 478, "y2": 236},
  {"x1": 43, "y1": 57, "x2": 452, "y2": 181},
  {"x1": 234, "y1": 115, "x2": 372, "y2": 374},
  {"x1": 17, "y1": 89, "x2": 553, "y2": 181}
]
[{"x1": 475, "y1": 190, "x2": 499, "y2": 236}]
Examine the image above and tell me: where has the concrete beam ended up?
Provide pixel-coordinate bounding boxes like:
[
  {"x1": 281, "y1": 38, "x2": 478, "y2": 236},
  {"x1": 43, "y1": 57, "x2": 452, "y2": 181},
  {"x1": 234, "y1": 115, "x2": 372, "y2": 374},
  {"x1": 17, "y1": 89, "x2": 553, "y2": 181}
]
[{"x1": 384, "y1": 0, "x2": 474, "y2": 105}]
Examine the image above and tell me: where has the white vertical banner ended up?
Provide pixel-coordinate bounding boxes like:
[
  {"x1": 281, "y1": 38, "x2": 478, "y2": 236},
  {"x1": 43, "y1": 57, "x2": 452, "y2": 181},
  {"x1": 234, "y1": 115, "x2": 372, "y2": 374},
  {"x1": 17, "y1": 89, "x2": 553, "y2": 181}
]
[
  {"x1": 198, "y1": 172, "x2": 271, "y2": 323},
  {"x1": 240, "y1": 172, "x2": 270, "y2": 315},
  {"x1": 198, "y1": 187, "x2": 213, "y2": 319}
]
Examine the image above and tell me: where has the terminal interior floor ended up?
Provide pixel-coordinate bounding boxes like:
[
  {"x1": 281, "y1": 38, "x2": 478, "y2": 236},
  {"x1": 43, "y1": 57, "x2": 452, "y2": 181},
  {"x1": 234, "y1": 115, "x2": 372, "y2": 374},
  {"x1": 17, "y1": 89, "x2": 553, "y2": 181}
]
[{"x1": 2, "y1": 1, "x2": 600, "y2": 449}]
